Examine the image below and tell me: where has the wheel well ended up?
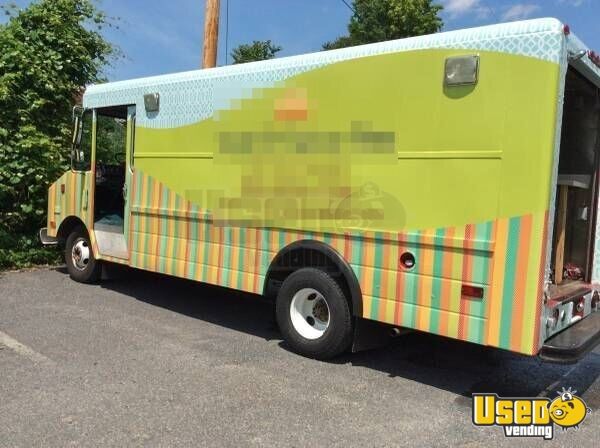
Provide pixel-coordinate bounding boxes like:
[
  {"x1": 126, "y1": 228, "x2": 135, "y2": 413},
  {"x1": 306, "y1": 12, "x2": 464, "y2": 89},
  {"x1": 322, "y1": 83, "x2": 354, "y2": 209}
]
[
  {"x1": 263, "y1": 240, "x2": 363, "y2": 317},
  {"x1": 56, "y1": 216, "x2": 87, "y2": 245}
]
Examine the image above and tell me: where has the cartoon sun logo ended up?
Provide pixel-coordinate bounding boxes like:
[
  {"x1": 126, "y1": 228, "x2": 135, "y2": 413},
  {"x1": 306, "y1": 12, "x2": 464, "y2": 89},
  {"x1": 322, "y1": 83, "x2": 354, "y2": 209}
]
[{"x1": 548, "y1": 388, "x2": 591, "y2": 430}]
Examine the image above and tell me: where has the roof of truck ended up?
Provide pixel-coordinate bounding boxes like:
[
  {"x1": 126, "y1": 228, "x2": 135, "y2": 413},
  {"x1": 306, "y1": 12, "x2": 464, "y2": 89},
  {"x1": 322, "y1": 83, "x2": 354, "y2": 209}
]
[{"x1": 84, "y1": 18, "x2": 600, "y2": 129}]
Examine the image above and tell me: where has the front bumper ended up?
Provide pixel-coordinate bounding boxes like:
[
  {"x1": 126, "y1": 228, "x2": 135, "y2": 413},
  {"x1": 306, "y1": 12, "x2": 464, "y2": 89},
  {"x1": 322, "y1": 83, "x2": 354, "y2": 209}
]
[
  {"x1": 39, "y1": 227, "x2": 58, "y2": 246},
  {"x1": 539, "y1": 312, "x2": 600, "y2": 364}
]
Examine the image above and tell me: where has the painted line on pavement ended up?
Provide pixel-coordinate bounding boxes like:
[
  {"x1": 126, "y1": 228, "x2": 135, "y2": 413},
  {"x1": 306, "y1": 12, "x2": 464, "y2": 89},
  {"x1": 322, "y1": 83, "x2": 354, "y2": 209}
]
[{"x1": 0, "y1": 330, "x2": 54, "y2": 365}]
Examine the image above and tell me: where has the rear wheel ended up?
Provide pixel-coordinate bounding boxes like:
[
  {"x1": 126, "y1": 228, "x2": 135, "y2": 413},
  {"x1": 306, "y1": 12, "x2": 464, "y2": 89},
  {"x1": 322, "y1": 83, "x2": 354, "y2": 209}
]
[
  {"x1": 65, "y1": 226, "x2": 101, "y2": 283},
  {"x1": 276, "y1": 268, "x2": 353, "y2": 359}
]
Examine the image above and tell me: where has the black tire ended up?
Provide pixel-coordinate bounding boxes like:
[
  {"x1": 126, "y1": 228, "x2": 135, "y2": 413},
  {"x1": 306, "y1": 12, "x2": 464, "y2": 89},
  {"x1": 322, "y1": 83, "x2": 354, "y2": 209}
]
[
  {"x1": 276, "y1": 268, "x2": 353, "y2": 359},
  {"x1": 65, "y1": 226, "x2": 101, "y2": 283}
]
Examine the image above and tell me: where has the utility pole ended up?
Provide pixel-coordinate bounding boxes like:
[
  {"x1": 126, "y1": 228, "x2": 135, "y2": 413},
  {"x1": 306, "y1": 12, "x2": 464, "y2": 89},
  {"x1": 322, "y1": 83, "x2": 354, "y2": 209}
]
[{"x1": 202, "y1": 0, "x2": 220, "y2": 68}]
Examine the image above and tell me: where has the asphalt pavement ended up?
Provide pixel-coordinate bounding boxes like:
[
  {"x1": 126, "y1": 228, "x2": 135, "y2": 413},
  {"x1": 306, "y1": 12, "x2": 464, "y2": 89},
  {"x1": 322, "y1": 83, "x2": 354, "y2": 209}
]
[{"x1": 1, "y1": 266, "x2": 598, "y2": 447}]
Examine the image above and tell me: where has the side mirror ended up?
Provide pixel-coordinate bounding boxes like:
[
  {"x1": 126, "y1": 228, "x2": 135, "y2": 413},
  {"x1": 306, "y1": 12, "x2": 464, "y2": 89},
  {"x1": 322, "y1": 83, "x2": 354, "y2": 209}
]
[{"x1": 72, "y1": 105, "x2": 83, "y2": 120}]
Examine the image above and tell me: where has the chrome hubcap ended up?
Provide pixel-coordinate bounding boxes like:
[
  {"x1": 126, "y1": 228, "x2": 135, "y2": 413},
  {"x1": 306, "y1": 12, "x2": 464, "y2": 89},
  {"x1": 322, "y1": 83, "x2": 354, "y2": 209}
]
[
  {"x1": 290, "y1": 288, "x2": 330, "y2": 339},
  {"x1": 71, "y1": 238, "x2": 90, "y2": 271}
]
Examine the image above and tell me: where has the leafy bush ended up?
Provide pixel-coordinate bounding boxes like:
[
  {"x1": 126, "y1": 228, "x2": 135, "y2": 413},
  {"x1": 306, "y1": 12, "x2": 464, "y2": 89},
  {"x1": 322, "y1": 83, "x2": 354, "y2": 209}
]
[
  {"x1": 323, "y1": 0, "x2": 444, "y2": 49},
  {"x1": 231, "y1": 40, "x2": 282, "y2": 64},
  {"x1": 0, "y1": 0, "x2": 116, "y2": 269}
]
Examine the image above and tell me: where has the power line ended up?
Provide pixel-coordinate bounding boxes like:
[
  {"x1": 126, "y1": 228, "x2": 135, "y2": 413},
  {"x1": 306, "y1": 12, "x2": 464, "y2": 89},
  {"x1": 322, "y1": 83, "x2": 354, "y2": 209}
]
[
  {"x1": 340, "y1": 0, "x2": 355, "y2": 14},
  {"x1": 225, "y1": 0, "x2": 229, "y2": 64}
]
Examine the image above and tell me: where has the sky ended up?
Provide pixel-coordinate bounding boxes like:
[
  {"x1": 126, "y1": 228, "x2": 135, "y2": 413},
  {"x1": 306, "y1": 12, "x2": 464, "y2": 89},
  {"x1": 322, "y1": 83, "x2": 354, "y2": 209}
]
[{"x1": 2, "y1": 0, "x2": 600, "y2": 82}]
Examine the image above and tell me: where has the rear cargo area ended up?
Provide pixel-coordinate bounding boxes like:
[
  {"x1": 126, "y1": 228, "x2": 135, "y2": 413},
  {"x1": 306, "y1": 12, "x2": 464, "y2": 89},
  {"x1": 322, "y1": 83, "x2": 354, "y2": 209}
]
[{"x1": 550, "y1": 67, "x2": 600, "y2": 297}]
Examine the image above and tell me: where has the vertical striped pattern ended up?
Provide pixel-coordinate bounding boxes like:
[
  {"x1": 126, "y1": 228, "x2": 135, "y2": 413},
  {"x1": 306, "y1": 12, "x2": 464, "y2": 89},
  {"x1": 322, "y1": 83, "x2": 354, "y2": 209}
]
[
  {"x1": 46, "y1": 171, "x2": 94, "y2": 237},
  {"x1": 121, "y1": 171, "x2": 547, "y2": 356},
  {"x1": 532, "y1": 212, "x2": 549, "y2": 353},
  {"x1": 484, "y1": 214, "x2": 546, "y2": 354}
]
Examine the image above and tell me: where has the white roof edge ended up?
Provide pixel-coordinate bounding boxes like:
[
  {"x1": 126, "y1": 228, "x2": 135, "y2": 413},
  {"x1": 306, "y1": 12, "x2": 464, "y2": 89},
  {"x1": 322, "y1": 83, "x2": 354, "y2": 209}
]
[{"x1": 86, "y1": 17, "x2": 565, "y2": 96}]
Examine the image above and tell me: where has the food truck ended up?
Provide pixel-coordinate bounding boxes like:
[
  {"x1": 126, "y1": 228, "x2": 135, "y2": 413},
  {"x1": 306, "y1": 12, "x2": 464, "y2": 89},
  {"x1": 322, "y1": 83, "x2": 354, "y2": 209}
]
[{"x1": 41, "y1": 18, "x2": 600, "y2": 361}]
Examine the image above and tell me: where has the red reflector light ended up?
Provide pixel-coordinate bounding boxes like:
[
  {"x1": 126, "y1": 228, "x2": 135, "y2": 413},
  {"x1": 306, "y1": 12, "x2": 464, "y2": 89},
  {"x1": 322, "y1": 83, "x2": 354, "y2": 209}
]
[
  {"x1": 563, "y1": 24, "x2": 571, "y2": 35},
  {"x1": 461, "y1": 284, "x2": 484, "y2": 299},
  {"x1": 50, "y1": 221, "x2": 56, "y2": 229},
  {"x1": 60, "y1": 184, "x2": 65, "y2": 193}
]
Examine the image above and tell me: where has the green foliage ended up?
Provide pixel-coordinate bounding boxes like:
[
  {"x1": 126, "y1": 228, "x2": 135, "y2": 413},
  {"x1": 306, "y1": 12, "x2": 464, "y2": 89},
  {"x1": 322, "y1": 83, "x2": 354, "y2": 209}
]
[
  {"x1": 95, "y1": 114, "x2": 127, "y2": 165},
  {"x1": 0, "y1": 233, "x2": 62, "y2": 269},
  {"x1": 323, "y1": 0, "x2": 444, "y2": 50},
  {"x1": 231, "y1": 40, "x2": 282, "y2": 64},
  {"x1": 0, "y1": 0, "x2": 116, "y2": 269}
]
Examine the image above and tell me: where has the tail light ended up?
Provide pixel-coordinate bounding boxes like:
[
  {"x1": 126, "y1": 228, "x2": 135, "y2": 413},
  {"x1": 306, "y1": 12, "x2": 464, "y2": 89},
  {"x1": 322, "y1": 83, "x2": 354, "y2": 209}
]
[{"x1": 461, "y1": 284, "x2": 484, "y2": 299}]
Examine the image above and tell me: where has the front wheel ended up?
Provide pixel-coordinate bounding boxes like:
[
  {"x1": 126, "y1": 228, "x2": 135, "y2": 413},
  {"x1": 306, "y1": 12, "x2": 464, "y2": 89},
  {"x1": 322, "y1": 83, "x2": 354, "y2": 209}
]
[
  {"x1": 276, "y1": 268, "x2": 353, "y2": 359},
  {"x1": 65, "y1": 226, "x2": 101, "y2": 283}
]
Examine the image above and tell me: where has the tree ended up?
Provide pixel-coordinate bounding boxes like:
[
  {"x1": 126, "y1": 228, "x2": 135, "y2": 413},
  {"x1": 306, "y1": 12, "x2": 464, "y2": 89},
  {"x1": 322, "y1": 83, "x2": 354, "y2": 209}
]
[
  {"x1": 0, "y1": 0, "x2": 117, "y2": 268},
  {"x1": 323, "y1": 0, "x2": 443, "y2": 50},
  {"x1": 231, "y1": 40, "x2": 282, "y2": 64}
]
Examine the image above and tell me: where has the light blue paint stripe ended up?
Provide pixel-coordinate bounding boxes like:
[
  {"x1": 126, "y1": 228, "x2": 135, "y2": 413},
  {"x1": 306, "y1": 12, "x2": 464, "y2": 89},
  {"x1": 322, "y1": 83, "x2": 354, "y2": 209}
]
[
  {"x1": 471, "y1": 222, "x2": 490, "y2": 285},
  {"x1": 188, "y1": 219, "x2": 199, "y2": 280},
  {"x1": 202, "y1": 217, "x2": 211, "y2": 281},
  {"x1": 370, "y1": 239, "x2": 384, "y2": 320},
  {"x1": 402, "y1": 232, "x2": 421, "y2": 328},
  {"x1": 499, "y1": 217, "x2": 521, "y2": 349},
  {"x1": 159, "y1": 188, "x2": 169, "y2": 273},
  {"x1": 260, "y1": 229, "x2": 275, "y2": 272},
  {"x1": 351, "y1": 237, "x2": 363, "y2": 282},
  {"x1": 131, "y1": 174, "x2": 143, "y2": 259},
  {"x1": 279, "y1": 230, "x2": 286, "y2": 250},
  {"x1": 472, "y1": 222, "x2": 493, "y2": 321},
  {"x1": 429, "y1": 228, "x2": 446, "y2": 334},
  {"x1": 237, "y1": 229, "x2": 246, "y2": 290},
  {"x1": 143, "y1": 177, "x2": 153, "y2": 269},
  {"x1": 222, "y1": 227, "x2": 232, "y2": 286},
  {"x1": 467, "y1": 316, "x2": 486, "y2": 344},
  {"x1": 170, "y1": 195, "x2": 181, "y2": 275}
]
